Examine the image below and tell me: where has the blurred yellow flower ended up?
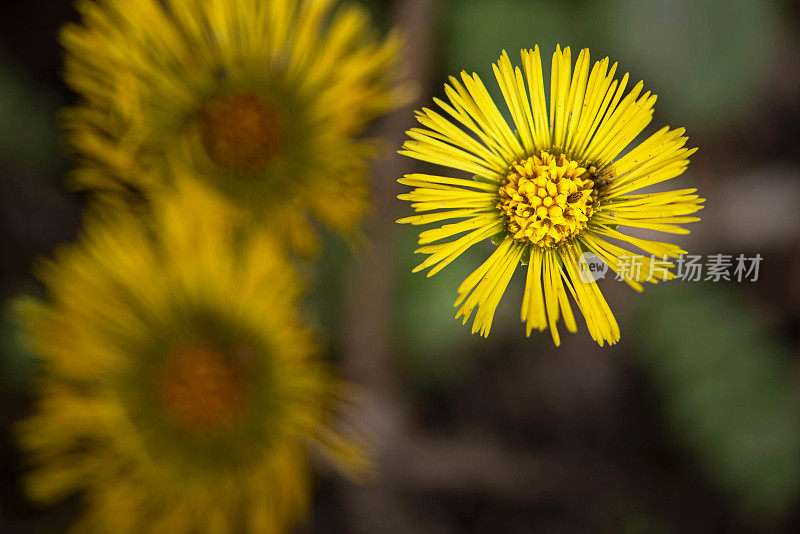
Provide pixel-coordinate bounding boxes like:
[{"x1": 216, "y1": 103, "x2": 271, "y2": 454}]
[
  {"x1": 61, "y1": 0, "x2": 406, "y2": 254},
  {"x1": 398, "y1": 45, "x2": 704, "y2": 346},
  {"x1": 16, "y1": 179, "x2": 366, "y2": 533}
]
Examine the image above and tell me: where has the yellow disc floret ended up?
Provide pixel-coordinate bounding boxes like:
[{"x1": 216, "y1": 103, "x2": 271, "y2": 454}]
[{"x1": 498, "y1": 151, "x2": 598, "y2": 247}]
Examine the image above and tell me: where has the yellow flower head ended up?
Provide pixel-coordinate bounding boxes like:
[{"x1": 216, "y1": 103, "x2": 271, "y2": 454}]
[
  {"x1": 16, "y1": 179, "x2": 366, "y2": 533},
  {"x1": 398, "y1": 45, "x2": 704, "y2": 346},
  {"x1": 61, "y1": 0, "x2": 406, "y2": 254}
]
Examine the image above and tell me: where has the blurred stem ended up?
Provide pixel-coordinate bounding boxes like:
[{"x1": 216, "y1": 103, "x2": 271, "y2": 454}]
[{"x1": 340, "y1": 0, "x2": 439, "y2": 531}]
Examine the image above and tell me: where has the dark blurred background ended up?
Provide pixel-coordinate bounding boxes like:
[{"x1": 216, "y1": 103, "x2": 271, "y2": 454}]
[{"x1": 3, "y1": 0, "x2": 800, "y2": 532}]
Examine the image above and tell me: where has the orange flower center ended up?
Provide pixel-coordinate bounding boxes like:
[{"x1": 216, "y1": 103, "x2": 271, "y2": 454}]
[
  {"x1": 199, "y1": 93, "x2": 282, "y2": 172},
  {"x1": 158, "y1": 347, "x2": 249, "y2": 435}
]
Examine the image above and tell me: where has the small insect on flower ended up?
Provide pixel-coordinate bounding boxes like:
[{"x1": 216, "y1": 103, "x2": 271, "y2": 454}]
[
  {"x1": 398, "y1": 45, "x2": 704, "y2": 346},
  {"x1": 15, "y1": 179, "x2": 366, "y2": 533},
  {"x1": 61, "y1": 0, "x2": 407, "y2": 254}
]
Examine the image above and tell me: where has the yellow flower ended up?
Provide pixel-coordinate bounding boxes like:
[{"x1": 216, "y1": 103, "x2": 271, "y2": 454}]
[
  {"x1": 61, "y1": 0, "x2": 406, "y2": 254},
  {"x1": 398, "y1": 45, "x2": 704, "y2": 346},
  {"x1": 16, "y1": 179, "x2": 366, "y2": 533}
]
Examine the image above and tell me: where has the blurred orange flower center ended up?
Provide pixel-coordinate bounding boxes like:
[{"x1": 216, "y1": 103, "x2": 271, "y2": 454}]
[
  {"x1": 497, "y1": 151, "x2": 597, "y2": 247},
  {"x1": 158, "y1": 346, "x2": 249, "y2": 435},
  {"x1": 199, "y1": 93, "x2": 282, "y2": 172}
]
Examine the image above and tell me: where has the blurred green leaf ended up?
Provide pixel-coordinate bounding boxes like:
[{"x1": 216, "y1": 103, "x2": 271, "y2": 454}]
[
  {"x1": 442, "y1": 0, "x2": 786, "y2": 135},
  {"x1": 591, "y1": 0, "x2": 784, "y2": 134},
  {"x1": 0, "y1": 298, "x2": 36, "y2": 394},
  {"x1": 0, "y1": 49, "x2": 65, "y2": 175},
  {"x1": 608, "y1": 505, "x2": 671, "y2": 534},
  {"x1": 394, "y1": 225, "x2": 483, "y2": 389},
  {"x1": 299, "y1": 231, "x2": 356, "y2": 347},
  {"x1": 633, "y1": 284, "x2": 800, "y2": 518},
  {"x1": 441, "y1": 0, "x2": 582, "y2": 80}
]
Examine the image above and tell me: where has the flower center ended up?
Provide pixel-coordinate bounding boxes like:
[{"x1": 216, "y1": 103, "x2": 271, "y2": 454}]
[
  {"x1": 158, "y1": 346, "x2": 249, "y2": 435},
  {"x1": 497, "y1": 151, "x2": 598, "y2": 247},
  {"x1": 199, "y1": 93, "x2": 282, "y2": 172}
]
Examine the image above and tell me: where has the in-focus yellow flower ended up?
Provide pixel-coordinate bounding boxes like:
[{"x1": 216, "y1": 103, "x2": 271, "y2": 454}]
[
  {"x1": 16, "y1": 180, "x2": 365, "y2": 533},
  {"x1": 61, "y1": 0, "x2": 406, "y2": 254},
  {"x1": 398, "y1": 45, "x2": 704, "y2": 346}
]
